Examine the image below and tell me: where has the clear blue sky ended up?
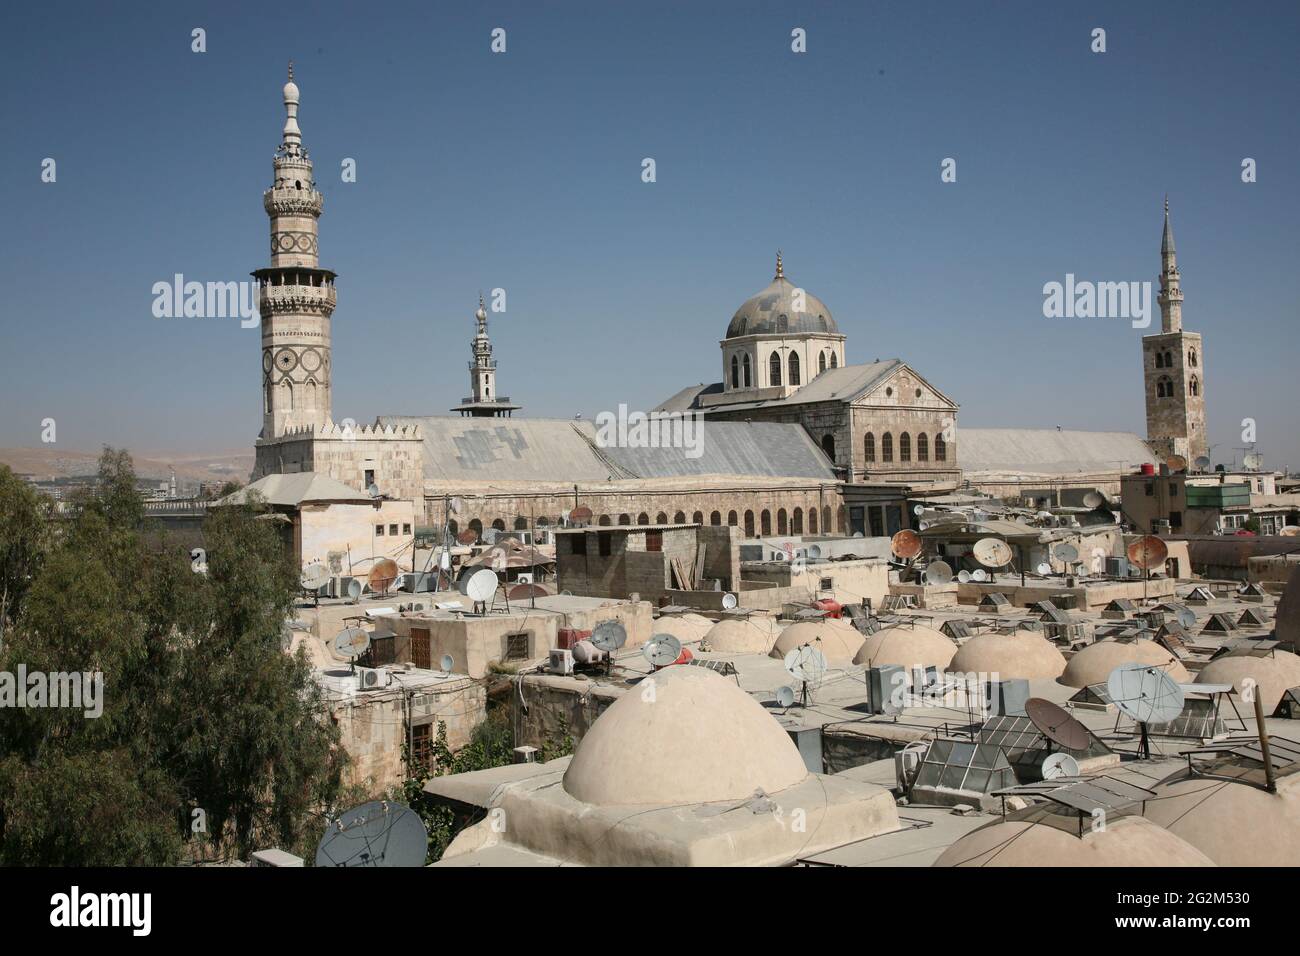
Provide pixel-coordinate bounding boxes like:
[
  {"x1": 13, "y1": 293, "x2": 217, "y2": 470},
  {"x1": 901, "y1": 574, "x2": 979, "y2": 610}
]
[{"x1": 1, "y1": 1, "x2": 1296, "y2": 469}]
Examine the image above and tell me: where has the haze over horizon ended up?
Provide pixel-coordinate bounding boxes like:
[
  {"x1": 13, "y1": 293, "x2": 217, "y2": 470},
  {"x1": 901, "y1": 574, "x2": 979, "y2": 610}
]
[{"x1": 2, "y1": 1, "x2": 1296, "y2": 470}]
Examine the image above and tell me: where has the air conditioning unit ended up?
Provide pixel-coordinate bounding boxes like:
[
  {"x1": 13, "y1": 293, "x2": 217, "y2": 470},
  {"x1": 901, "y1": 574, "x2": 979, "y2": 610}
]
[
  {"x1": 517, "y1": 572, "x2": 534, "y2": 585},
  {"x1": 548, "y1": 648, "x2": 574, "y2": 675},
  {"x1": 354, "y1": 666, "x2": 391, "y2": 691}
]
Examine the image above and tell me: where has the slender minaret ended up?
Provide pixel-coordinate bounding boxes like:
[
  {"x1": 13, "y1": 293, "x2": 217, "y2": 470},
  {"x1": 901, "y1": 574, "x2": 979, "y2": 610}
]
[
  {"x1": 255, "y1": 63, "x2": 336, "y2": 437},
  {"x1": 1143, "y1": 198, "x2": 1207, "y2": 463},
  {"x1": 452, "y1": 295, "x2": 520, "y2": 417}
]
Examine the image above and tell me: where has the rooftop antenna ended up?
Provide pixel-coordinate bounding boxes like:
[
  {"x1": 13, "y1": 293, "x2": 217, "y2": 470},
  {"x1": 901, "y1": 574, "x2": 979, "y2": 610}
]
[
  {"x1": 783, "y1": 644, "x2": 828, "y2": 707},
  {"x1": 1107, "y1": 662, "x2": 1185, "y2": 759},
  {"x1": 315, "y1": 800, "x2": 428, "y2": 867},
  {"x1": 642, "y1": 633, "x2": 682, "y2": 670}
]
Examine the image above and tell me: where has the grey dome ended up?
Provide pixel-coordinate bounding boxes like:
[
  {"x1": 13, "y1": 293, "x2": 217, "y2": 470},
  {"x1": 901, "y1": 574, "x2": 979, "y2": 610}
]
[{"x1": 726, "y1": 258, "x2": 837, "y2": 339}]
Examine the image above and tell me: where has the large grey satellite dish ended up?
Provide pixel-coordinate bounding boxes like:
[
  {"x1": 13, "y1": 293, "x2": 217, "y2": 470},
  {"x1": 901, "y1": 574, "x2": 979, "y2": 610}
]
[
  {"x1": 333, "y1": 626, "x2": 370, "y2": 659},
  {"x1": 973, "y1": 537, "x2": 1013, "y2": 569},
  {"x1": 643, "y1": 634, "x2": 682, "y2": 667},
  {"x1": 591, "y1": 620, "x2": 627, "y2": 653},
  {"x1": 1107, "y1": 663, "x2": 1185, "y2": 725},
  {"x1": 301, "y1": 561, "x2": 330, "y2": 591},
  {"x1": 459, "y1": 568, "x2": 499, "y2": 603},
  {"x1": 925, "y1": 561, "x2": 953, "y2": 586},
  {"x1": 315, "y1": 800, "x2": 428, "y2": 867},
  {"x1": 1082, "y1": 491, "x2": 1109, "y2": 510},
  {"x1": 784, "y1": 645, "x2": 828, "y2": 683},
  {"x1": 775, "y1": 685, "x2": 796, "y2": 708},
  {"x1": 1041, "y1": 752, "x2": 1080, "y2": 780},
  {"x1": 1193, "y1": 455, "x2": 1211, "y2": 472},
  {"x1": 1053, "y1": 542, "x2": 1079, "y2": 564}
]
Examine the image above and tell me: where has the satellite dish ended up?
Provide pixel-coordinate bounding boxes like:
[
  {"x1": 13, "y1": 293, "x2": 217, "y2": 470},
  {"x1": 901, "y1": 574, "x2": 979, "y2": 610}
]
[
  {"x1": 459, "y1": 568, "x2": 499, "y2": 603},
  {"x1": 1053, "y1": 542, "x2": 1079, "y2": 564},
  {"x1": 456, "y1": 529, "x2": 478, "y2": 545},
  {"x1": 569, "y1": 505, "x2": 593, "y2": 525},
  {"x1": 346, "y1": 578, "x2": 363, "y2": 602},
  {"x1": 721, "y1": 592, "x2": 739, "y2": 610},
  {"x1": 439, "y1": 654, "x2": 454, "y2": 672},
  {"x1": 591, "y1": 620, "x2": 627, "y2": 653},
  {"x1": 1127, "y1": 535, "x2": 1169, "y2": 571},
  {"x1": 1166, "y1": 454, "x2": 1188, "y2": 474},
  {"x1": 806, "y1": 544, "x2": 822, "y2": 560},
  {"x1": 784, "y1": 645, "x2": 828, "y2": 683},
  {"x1": 1107, "y1": 663, "x2": 1185, "y2": 726},
  {"x1": 957, "y1": 570, "x2": 972, "y2": 584},
  {"x1": 925, "y1": 560, "x2": 953, "y2": 585},
  {"x1": 891, "y1": 530, "x2": 923, "y2": 560},
  {"x1": 301, "y1": 561, "x2": 330, "y2": 590},
  {"x1": 1193, "y1": 455, "x2": 1211, "y2": 472},
  {"x1": 775, "y1": 685, "x2": 796, "y2": 708},
  {"x1": 972, "y1": 569, "x2": 988, "y2": 583},
  {"x1": 315, "y1": 800, "x2": 428, "y2": 867},
  {"x1": 1036, "y1": 562, "x2": 1052, "y2": 576},
  {"x1": 1090, "y1": 547, "x2": 1107, "y2": 574},
  {"x1": 368, "y1": 558, "x2": 400, "y2": 595},
  {"x1": 913, "y1": 504, "x2": 925, "y2": 517},
  {"x1": 1243, "y1": 452, "x2": 1263, "y2": 471},
  {"x1": 973, "y1": 537, "x2": 1013, "y2": 569},
  {"x1": 643, "y1": 634, "x2": 682, "y2": 667},
  {"x1": 1025, "y1": 697, "x2": 1092, "y2": 751},
  {"x1": 333, "y1": 626, "x2": 371, "y2": 659},
  {"x1": 1041, "y1": 752, "x2": 1081, "y2": 781},
  {"x1": 449, "y1": 497, "x2": 465, "y2": 515},
  {"x1": 1082, "y1": 491, "x2": 1109, "y2": 510}
]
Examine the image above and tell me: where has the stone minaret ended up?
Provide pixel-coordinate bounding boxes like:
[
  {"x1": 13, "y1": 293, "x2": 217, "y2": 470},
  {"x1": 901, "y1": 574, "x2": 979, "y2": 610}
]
[
  {"x1": 452, "y1": 295, "x2": 520, "y2": 417},
  {"x1": 1143, "y1": 198, "x2": 1207, "y2": 464},
  {"x1": 255, "y1": 63, "x2": 337, "y2": 437}
]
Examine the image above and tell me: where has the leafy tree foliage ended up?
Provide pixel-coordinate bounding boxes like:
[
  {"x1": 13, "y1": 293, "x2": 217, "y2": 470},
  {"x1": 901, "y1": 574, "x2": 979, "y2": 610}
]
[{"x1": 0, "y1": 448, "x2": 345, "y2": 864}]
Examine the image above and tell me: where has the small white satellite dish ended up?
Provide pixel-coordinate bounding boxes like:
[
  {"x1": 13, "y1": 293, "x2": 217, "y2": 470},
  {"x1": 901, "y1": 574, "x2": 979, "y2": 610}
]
[
  {"x1": 957, "y1": 570, "x2": 972, "y2": 584},
  {"x1": 439, "y1": 654, "x2": 454, "y2": 672},
  {"x1": 346, "y1": 578, "x2": 363, "y2": 602},
  {"x1": 806, "y1": 545, "x2": 822, "y2": 560},
  {"x1": 1243, "y1": 452, "x2": 1263, "y2": 471},
  {"x1": 459, "y1": 568, "x2": 499, "y2": 603},
  {"x1": 913, "y1": 504, "x2": 925, "y2": 517},
  {"x1": 1036, "y1": 562, "x2": 1052, "y2": 576},
  {"x1": 367, "y1": 483, "x2": 381, "y2": 498},
  {"x1": 333, "y1": 626, "x2": 370, "y2": 659},
  {"x1": 775, "y1": 685, "x2": 796, "y2": 708},
  {"x1": 591, "y1": 620, "x2": 627, "y2": 653},
  {"x1": 1041, "y1": 752, "x2": 1080, "y2": 780},
  {"x1": 643, "y1": 634, "x2": 682, "y2": 667},
  {"x1": 972, "y1": 569, "x2": 988, "y2": 583},
  {"x1": 301, "y1": 561, "x2": 330, "y2": 591},
  {"x1": 721, "y1": 592, "x2": 739, "y2": 610},
  {"x1": 784, "y1": 645, "x2": 828, "y2": 683}
]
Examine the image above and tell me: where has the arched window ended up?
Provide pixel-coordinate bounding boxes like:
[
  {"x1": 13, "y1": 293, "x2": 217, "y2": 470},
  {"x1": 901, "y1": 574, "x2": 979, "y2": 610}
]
[
  {"x1": 792, "y1": 507, "x2": 803, "y2": 533},
  {"x1": 837, "y1": 506, "x2": 847, "y2": 534},
  {"x1": 742, "y1": 353, "x2": 751, "y2": 387},
  {"x1": 728, "y1": 510, "x2": 738, "y2": 527},
  {"x1": 1155, "y1": 351, "x2": 1165, "y2": 369},
  {"x1": 822, "y1": 434, "x2": 836, "y2": 460},
  {"x1": 882, "y1": 432, "x2": 894, "y2": 463},
  {"x1": 1163, "y1": 350, "x2": 1173, "y2": 368},
  {"x1": 822, "y1": 505, "x2": 832, "y2": 532},
  {"x1": 656, "y1": 512, "x2": 669, "y2": 524},
  {"x1": 1189, "y1": 375, "x2": 1199, "y2": 396},
  {"x1": 830, "y1": 352, "x2": 838, "y2": 369},
  {"x1": 710, "y1": 511, "x2": 722, "y2": 526},
  {"x1": 279, "y1": 379, "x2": 293, "y2": 411},
  {"x1": 619, "y1": 513, "x2": 631, "y2": 525},
  {"x1": 864, "y1": 432, "x2": 875, "y2": 463},
  {"x1": 264, "y1": 382, "x2": 272, "y2": 415},
  {"x1": 788, "y1": 352, "x2": 801, "y2": 386},
  {"x1": 598, "y1": 514, "x2": 611, "y2": 526},
  {"x1": 448, "y1": 519, "x2": 459, "y2": 537},
  {"x1": 468, "y1": 518, "x2": 483, "y2": 542},
  {"x1": 818, "y1": 352, "x2": 827, "y2": 374},
  {"x1": 1157, "y1": 375, "x2": 1172, "y2": 398},
  {"x1": 514, "y1": 516, "x2": 528, "y2": 530},
  {"x1": 743, "y1": 510, "x2": 755, "y2": 536},
  {"x1": 935, "y1": 434, "x2": 947, "y2": 461},
  {"x1": 692, "y1": 511, "x2": 704, "y2": 524},
  {"x1": 638, "y1": 513, "x2": 650, "y2": 525},
  {"x1": 777, "y1": 508, "x2": 788, "y2": 535},
  {"x1": 1189, "y1": 348, "x2": 1198, "y2": 367},
  {"x1": 730, "y1": 354, "x2": 740, "y2": 388},
  {"x1": 900, "y1": 432, "x2": 911, "y2": 462},
  {"x1": 809, "y1": 508, "x2": 818, "y2": 534},
  {"x1": 492, "y1": 518, "x2": 506, "y2": 531},
  {"x1": 769, "y1": 351, "x2": 782, "y2": 386},
  {"x1": 917, "y1": 433, "x2": 929, "y2": 461},
  {"x1": 760, "y1": 510, "x2": 772, "y2": 535},
  {"x1": 674, "y1": 511, "x2": 686, "y2": 523}
]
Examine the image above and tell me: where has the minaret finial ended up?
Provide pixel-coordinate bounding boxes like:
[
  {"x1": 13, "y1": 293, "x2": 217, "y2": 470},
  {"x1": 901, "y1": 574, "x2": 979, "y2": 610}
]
[
  {"x1": 288, "y1": 59, "x2": 294, "y2": 82},
  {"x1": 775, "y1": 249, "x2": 784, "y2": 280}
]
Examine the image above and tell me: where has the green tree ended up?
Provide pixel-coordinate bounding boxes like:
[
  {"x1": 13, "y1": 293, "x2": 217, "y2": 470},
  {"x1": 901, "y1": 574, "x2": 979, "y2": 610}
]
[{"x1": 0, "y1": 467, "x2": 53, "y2": 648}]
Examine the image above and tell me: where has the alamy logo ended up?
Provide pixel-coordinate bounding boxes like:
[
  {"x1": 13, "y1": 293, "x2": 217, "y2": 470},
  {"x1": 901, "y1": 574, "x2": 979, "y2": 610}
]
[
  {"x1": 594, "y1": 404, "x2": 705, "y2": 459},
  {"x1": 1042, "y1": 274, "x2": 1151, "y2": 328},
  {"x1": 0, "y1": 666, "x2": 103, "y2": 718},
  {"x1": 50, "y1": 886, "x2": 151, "y2": 936},
  {"x1": 151, "y1": 274, "x2": 259, "y2": 328}
]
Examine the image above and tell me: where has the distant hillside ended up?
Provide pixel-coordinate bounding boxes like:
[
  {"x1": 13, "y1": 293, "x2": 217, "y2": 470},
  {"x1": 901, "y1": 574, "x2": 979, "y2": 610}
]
[{"x1": 0, "y1": 447, "x2": 254, "y2": 484}]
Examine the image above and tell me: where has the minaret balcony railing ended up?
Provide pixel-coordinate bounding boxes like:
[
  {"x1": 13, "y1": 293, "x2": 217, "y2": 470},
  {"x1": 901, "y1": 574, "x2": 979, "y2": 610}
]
[
  {"x1": 468, "y1": 359, "x2": 498, "y2": 370},
  {"x1": 263, "y1": 187, "x2": 323, "y2": 216},
  {"x1": 260, "y1": 284, "x2": 337, "y2": 315}
]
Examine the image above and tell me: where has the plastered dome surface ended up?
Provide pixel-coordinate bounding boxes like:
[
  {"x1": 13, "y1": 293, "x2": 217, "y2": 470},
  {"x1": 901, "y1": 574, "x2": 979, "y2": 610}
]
[
  {"x1": 704, "y1": 617, "x2": 781, "y2": 655},
  {"x1": 852, "y1": 624, "x2": 957, "y2": 670},
  {"x1": 949, "y1": 630, "x2": 1067, "y2": 680},
  {"x1": 1195, "y1": 650, "x2": 1300, "y2": 714},
  {"x1": 769, "y1": 619, "x2": 865, "y2": 665},
  {"x1": 562, "y1": 664, "x2": 809, "y2": 807},
  {"x1": 651, "y1": 614, "x2": 714, "y2": 646},
  {"x1": 1143, "y1": 770, "x2": 1300, "y2": 866},
  {"x1": 1058, "y1": 639, "x2": 1191, "y2": 688},
  {"x1": 932, "y1": 813, "x2": 1214, "y2": 867}
]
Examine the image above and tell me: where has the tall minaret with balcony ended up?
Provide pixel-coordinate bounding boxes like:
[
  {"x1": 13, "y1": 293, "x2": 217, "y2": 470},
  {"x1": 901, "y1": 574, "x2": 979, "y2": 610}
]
[
  {"x1": 255, "y1": 63, "x2": 337, "y2": 437},
  {"x1": 1142, "y1": 198, "x2": 1207, "y2": 463},
  {"x1": 452, "y1": 295, "x2": 521, "y2": 417}
]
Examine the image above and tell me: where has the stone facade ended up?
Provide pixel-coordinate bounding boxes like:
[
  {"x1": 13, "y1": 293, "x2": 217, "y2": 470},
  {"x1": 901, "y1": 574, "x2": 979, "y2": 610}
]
[
  {"x1": 554, "y1": 524, "x2": 742, "y2": 602},
  {"x1": 253, "y1": 421, "x2": 425, "y2": 504}
]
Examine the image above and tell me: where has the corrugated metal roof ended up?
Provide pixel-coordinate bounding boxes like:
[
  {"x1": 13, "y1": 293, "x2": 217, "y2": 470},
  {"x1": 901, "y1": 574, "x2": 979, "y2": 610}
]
[
  {"x1": 216, "y1": 472, "x2": 370, "y2": 507},
  {"x1": 601, "y1": 420, "x2": 835, "y2": 480},
  {"x1": 959, "y1": 428, "x2": 1156, "y2": 474},
  {"x1": 653, "y1": 360, "x2": 911, "y2": 413}
]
